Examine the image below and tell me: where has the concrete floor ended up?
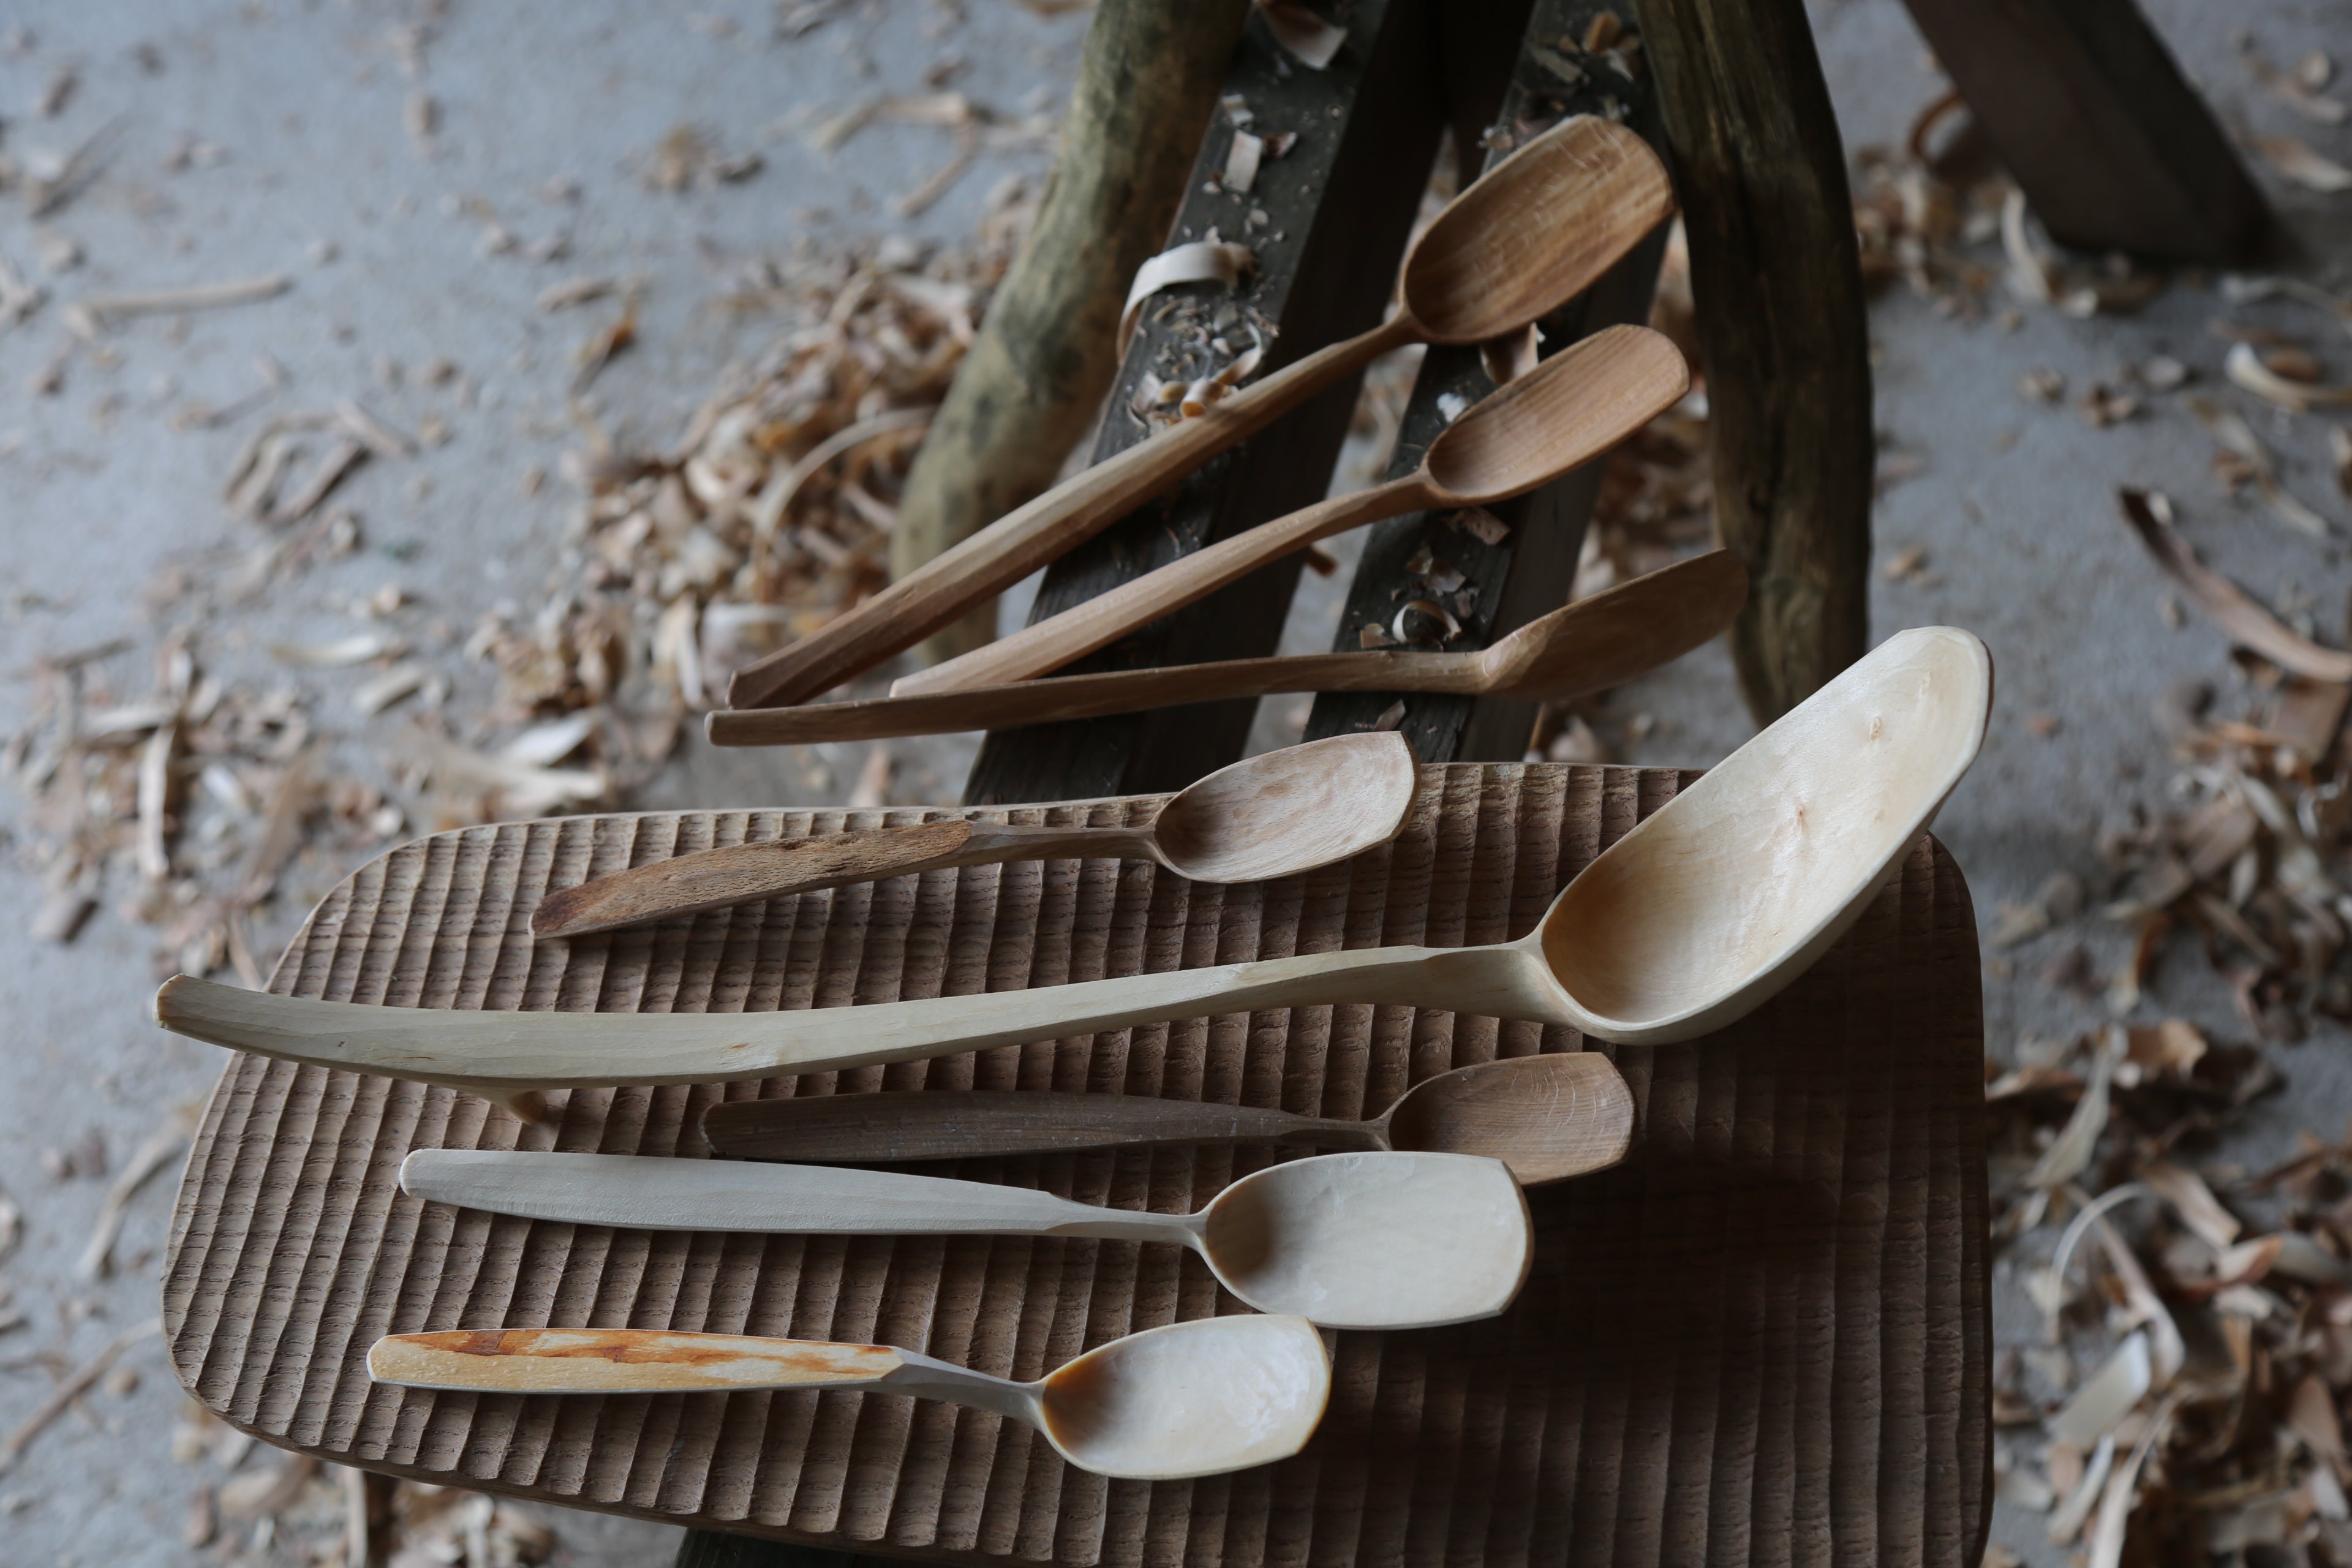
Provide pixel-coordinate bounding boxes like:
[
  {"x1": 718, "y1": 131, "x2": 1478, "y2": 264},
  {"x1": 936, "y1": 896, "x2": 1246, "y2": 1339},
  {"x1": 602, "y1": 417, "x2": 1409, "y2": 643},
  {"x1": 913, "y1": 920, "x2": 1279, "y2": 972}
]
[{"x1": 1, "y1": 0, "x2": 2348, "y2": 1564}]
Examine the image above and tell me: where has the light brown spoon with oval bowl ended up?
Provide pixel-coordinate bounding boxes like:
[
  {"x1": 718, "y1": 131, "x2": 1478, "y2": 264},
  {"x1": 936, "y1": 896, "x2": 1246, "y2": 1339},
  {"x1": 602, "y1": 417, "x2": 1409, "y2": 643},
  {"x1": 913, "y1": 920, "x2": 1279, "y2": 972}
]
[
  {"x1": 724, "y1": 115, "x2": 1675, "y2": 709},
  {"x1": 398, "y1": 1147, "x2": 1533, "y2": 1332},
  {"x1": 701, "y1": 1052, "x2": 1634, "y2": 1186},
  {"x1": 152, "y1": 626, "x2": 1991, "y2": 1124},
  {"x1": 895, "y1": 325, "x2": 1688, "y2": 695},
  {"x1": 706, "y1": 549, "x2": 1746, "y2": 747},
  {"x1": 530, "y1": 730, "x2": 1416, "y2": 940},
  {"x1": 369, "y1": 1314, "x2": 1330, "y2": 1482}
]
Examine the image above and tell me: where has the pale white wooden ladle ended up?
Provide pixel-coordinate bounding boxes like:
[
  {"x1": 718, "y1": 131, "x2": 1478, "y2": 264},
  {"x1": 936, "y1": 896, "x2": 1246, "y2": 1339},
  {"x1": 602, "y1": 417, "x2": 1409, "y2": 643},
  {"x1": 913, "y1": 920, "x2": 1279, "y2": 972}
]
[
  {"x1": 398, "y1": 1147, "x2": 1533, "y2": 1332},
  {"x1": 368, "y1": 1314, "x2": 1330, "y2": 1481},
  {"x1": 153, "y1": 627, "x2": 1992, "y2": 1121}
]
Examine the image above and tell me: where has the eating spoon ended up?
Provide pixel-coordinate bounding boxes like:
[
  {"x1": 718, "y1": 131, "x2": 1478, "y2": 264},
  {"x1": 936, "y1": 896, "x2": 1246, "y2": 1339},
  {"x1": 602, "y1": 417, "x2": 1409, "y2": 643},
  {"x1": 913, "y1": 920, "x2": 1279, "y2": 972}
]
[
  {"x1": 723, "y1": 115, "x2": 1675, "y2": 709},
  {"x1": 369, "y1": 1314, "x2": 1330, "y2": 1482},
  {"x1": 701, "y1": 1052, "x2": 1634, "y2": 1186},
  {"x1": 707, "y1": 550, "x2": 1747, "y2": 746},
  {"x1": 530, "y1": 731, "x2": 1416, "y2": 940},
  {"x1": 152, "y1": 626, "x2": 1991, "y2": 1122},
  {"x1": 895, "y1": 325, "x2": 1687, "y2": 695},
  {"x1": 398, "y1": 1148, "x2": 1532, "y2": 1332}
]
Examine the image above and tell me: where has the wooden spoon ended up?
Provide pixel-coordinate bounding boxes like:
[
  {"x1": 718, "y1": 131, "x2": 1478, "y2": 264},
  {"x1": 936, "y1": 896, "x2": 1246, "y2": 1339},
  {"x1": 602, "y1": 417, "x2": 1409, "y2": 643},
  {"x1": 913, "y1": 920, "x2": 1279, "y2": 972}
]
[
  {"x1": 706, "y1": 549, "x2": 1746, "y2": 747},
  {"x1": 152, "y1": 627, "x2": 1991, "y2": 1121},
  {"x1": 701, "y1": 1052, "x2": 1634, "y2": 1186},
  {"x1": 369, "y1": 1315, "x2": 1330, "y2": 1482},
  {"x1": 530, "y1": 731, "x2": 1417, "y2": 940},
  {"x1": 723, "y1": 116, "x2": 1675, "y2": 709},
  {"x1": 398, "y1": 1148, "x2": 1533, "y2": 1331},
  {"x1": 894, "y1": 325, "x2": 1687, "y2": 696}
]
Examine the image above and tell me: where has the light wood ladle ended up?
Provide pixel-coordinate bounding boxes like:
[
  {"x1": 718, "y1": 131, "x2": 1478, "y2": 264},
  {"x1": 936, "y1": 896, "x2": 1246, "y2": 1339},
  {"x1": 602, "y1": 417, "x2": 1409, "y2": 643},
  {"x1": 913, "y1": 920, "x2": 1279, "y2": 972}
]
[
  {"x1": 151, "y1": 627, "x2": 1991, "y2": 1123},
  {"x1": 723, "y1": 115, "x2": 1675, "y2": 709},
  {"x1": 369, "y1": 1315, "x2": 1331, "y2": 1482},
  {"x1": 894, "y1": 324, "x2": 1687, "y2": 695},
  {"x1": 700, "y1": 1052, "x2": 1634, "y2": 1186},
  {"x1": 398, "y1": 1147, "x2": 1532, "y2": 1331},
  {"x1": 706, "y1": 548, "x2": 1746, "y2": 747},
  {"x1": 531, "y1": 731, "x2": 1417, "y2": 940}
]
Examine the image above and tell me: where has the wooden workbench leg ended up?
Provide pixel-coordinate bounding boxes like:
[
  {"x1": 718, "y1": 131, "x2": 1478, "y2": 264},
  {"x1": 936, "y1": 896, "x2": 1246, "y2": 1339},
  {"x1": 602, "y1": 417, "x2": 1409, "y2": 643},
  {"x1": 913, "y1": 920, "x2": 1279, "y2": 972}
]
[
  {"x1": 1898, "y1": 0, "x2": 2268, "y2": 265},
  {"x1": 1635, "y1": 0, "x2": 1874, "y2": 725}
]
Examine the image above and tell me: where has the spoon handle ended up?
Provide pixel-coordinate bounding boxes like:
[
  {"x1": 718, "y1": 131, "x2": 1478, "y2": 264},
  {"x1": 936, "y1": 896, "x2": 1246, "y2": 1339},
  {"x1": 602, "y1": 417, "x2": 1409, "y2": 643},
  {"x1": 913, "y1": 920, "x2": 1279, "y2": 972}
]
[
  {"x1": 706, "y1": 648, "x2": 1480, "y2": 746},
  {"x1": 701, "y1": 1089, "x2": 1388, "y2": 1163},
  {"x1": 723, "y1": 315, "x2": 1419, "y2": 709},
  {"x1": 368, "y1": 1327, "x2": 911, "y2": 1396},
  {"x1": 399, "y1": 1149, "x2": 1197, "y2": 1245},
  {"x1": 531, "y1": 820, "x2": 1155, "y2": 939},
  {"x1": 155, "y1": 941, "x2": 1526, "y2": 1101},
  {"x1": 894, "y1": 478, "x2": 1422, "y2": 695}
]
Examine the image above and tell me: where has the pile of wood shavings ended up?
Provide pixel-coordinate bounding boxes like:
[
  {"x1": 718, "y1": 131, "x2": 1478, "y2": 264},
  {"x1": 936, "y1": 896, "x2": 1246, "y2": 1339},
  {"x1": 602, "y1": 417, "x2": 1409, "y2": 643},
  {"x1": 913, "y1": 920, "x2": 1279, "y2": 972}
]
[
  {"x1": 491, "y1": 190, "x2": 1036, "y2": 727},
  {"x1": 167, "y1": 1404, "x2": 557, "y2": 1568}
]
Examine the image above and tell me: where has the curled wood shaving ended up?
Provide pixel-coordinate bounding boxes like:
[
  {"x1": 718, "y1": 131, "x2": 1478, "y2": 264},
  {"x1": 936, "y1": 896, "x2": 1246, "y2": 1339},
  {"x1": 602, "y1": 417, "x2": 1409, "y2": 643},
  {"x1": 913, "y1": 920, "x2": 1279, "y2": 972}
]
[
  {"x1": 2188, "y1": 393, "x2": 2336, "y2": 536},
  {"x1": 2224, "y1": 338, "x2": 2352, "y2": 411},
  {"x1": 1120, "y1": 235, "x2": 1255, "y2": 344},
  {"x1": 2254, "y1": 132, "x2": 2352, "y2": 192},
  {"x1": 2117, "y1": 487, "x2": 2352, "y2": 678},
  {"x1": 1257, "y1": 0, "x2": 1346, "y2": 69}
]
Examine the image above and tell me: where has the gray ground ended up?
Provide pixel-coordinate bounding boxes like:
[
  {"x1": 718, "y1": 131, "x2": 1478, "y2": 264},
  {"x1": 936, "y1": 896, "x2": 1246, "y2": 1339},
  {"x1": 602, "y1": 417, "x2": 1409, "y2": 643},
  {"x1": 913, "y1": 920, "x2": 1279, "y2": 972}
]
[{"x1": 0, "y1": 0, "x2": 2346, "y2": 1564}]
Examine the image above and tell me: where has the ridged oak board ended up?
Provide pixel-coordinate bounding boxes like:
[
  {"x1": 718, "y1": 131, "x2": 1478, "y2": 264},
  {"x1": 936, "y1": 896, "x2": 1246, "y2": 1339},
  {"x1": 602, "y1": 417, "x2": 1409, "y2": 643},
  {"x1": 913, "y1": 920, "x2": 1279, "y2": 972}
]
[{"x1": 161, "y1": 763, "x2": 1989, "y2": 1567}]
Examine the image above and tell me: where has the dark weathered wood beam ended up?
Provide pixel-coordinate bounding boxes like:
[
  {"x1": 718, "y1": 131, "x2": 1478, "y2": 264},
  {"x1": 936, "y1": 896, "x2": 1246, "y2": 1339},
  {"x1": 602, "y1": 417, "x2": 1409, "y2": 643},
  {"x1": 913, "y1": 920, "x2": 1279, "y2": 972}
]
[
  {"x1": 962, "y1": 0, "x2": 1479, "y2": 805},
  {"x1": 1899, "y1": 0, "x2": 2269, "y2": 265},
  {"x1": 1306, "y1": 0, "x2": 1672, "y2": 763},
  {"x1": 1635, "y1": 0, "x2": 1874, "y2": 723}
]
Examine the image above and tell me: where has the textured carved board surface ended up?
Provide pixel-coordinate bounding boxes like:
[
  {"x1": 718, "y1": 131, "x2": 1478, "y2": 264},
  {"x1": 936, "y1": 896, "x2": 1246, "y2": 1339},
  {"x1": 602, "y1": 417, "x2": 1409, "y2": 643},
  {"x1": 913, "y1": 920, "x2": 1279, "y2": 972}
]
[{"x1": 161, "y1": 763, "x2": 1989, "y2": 1568}]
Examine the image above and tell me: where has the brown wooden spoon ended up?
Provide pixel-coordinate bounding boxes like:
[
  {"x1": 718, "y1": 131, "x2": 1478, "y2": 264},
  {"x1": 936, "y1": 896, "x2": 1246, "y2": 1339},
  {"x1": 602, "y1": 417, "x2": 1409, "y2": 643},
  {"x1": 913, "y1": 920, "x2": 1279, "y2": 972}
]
[
  {"x1": 700, "y1": 1052, "x2": 1635, "y2": 1186},
  {"x1": 706, "y1": 549, "x2": 1746, "y2": 747},
  {"x1": 530, "y1": 731, "x2": 1416, "y2": 939},
  {"x1": 723, "y1": 116, "x2": 1675, "y2": 709},
  {"x1": 895, "y1": 325, "x2": 1687, "y2": 694}
]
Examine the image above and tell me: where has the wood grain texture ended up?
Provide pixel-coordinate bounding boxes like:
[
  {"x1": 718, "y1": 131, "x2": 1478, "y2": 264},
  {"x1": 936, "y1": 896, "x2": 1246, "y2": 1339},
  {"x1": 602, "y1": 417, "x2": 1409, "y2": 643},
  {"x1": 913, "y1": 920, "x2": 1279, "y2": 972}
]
[
  {"x1": 1633, "y1": 0, "x2": 1874, "y2": 723},
  {"x1": 887, "y1": 0, "x2": 1254, "y2": 665},
  {"x1": 162, "y1": 763, "x2": 1989, "y2": 1566}
]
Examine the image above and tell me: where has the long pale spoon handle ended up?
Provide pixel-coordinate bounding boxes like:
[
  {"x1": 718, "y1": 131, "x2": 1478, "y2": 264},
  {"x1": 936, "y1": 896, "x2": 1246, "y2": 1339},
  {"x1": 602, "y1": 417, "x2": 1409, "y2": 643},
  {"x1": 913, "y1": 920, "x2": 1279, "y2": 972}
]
[
  {"x1": 724, "y1": 315, "x2": 1419, "y2": 708},
  {"x1": 532, "y1": 819, "x2": 1159, "y2": 940},
  {"x1": 399, "y1": 1149, "x2": 1195, "y2": 1244},
  {"x1": 369, "y1": 1328, "x2": 1037, "y2": 1422},
  {"x1": 706, "y1": 648, "x2": 1481, "y2": 746},
  {"x1": 700, "y1": 1089, "x2": 1386, "y2": 1163},
  {"x1": 894, "y1": 478, "x2": 1420, "y2": 695},
  {"x1": 153, "y1": 940, "x2": 1540, "y2": 1098}
]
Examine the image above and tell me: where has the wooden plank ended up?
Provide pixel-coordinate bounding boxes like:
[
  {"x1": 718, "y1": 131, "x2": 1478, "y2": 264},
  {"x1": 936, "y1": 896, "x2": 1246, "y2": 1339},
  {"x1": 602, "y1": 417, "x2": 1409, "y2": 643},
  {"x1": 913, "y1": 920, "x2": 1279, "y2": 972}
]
[
  {"x1": 1305, "y1": 0, "x2": 1672, "y2": 763},
  {"x1": 1899, "y1": 0, "x2": 2267, "y2": 265},
  {"x1": 961, "y1": 0, "x2": 1481, "y2": 806},
  {"x1": 161, "y1": 771, "x2": 1989, "y2": 1568},
  {"x1": 1634, "y1": 0, "x2": 1875, "y2": 722}
]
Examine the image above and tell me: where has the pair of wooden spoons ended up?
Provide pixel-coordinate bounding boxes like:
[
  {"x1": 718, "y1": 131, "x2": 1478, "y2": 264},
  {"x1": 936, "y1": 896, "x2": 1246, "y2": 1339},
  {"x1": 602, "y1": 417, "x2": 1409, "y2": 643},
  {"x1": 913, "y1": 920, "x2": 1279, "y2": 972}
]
[
  {"x1": 893, "y1": 323, "x2": 1688, "y2": 695},
  {"x1": 372, "y1": 1314, "x2": 1330, "y2": 1482},
  {"x1": 152, "y1": 627, "x2": 1994, "y2": 1119},
  {"x1": 543, "y1": 548, "x2": 1744, "y2": 940},
  {"x1": 724, "y1": 115, "x2": 1676, "y2": 708}
]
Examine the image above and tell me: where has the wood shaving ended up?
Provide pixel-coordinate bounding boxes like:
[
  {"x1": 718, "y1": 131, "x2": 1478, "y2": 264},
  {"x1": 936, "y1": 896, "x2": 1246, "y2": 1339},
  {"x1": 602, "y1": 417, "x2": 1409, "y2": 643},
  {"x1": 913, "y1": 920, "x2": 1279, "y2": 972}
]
[
  {"x1": 2224, "y1": 337, "x2": 2352, "y2": 411},
  {"x1": 2119, "y1": 487, "x2": 2352, "y2": 675},
  {"x1": 63, "y1": 274, "x2": 290, "y2": 335},
  {"x1": 0, "y1": 1317, "x2": 159, "y2": 1476},
  {"x1": 1256, "y1": 0, "x2": 1346, "y2": 69},
  {"x1": 2245, "y1": 44, "x2": 2348, "y2": 125},
  {"x1": 2186, "y1": 395, "x2": 2337, "y2": 536},
  {"x1": 1120, "y1": 234, "x2": 1256, "y2": 344},
  {"x1": 2254, "y1": 131, "x2": 2352, "y2": 192}
]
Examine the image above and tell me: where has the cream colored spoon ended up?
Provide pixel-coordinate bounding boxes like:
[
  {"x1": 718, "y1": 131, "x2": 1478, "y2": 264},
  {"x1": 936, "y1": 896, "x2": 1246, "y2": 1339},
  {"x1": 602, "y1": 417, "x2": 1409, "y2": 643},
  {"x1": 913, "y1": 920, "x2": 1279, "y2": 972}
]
[
  {"x1": 398, "y1": 1148, "x2": 1532, "y2": 1332},
  {"x1": 369, "y1": 1315, "x2": 1330, "y2": 1482},
  {"x1": 724, "y1": 115, "x2": 1675, "y2": 709},
  {"x1": 152, "y1": 627, "x2": 1991, "y2": 1123},
  {"x1": 895, "y1": 325, "x2": 1687, "y2": 695},
  {"x1": 700, "y1": 1052, "x2": 1634, "y2": 1186},
  {"x1": 532, "y1": 731, "x2": 1417, "y2": 940},
  {"x1": 707, "y1": 549, "x2": 1746, "y2": 747}
]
